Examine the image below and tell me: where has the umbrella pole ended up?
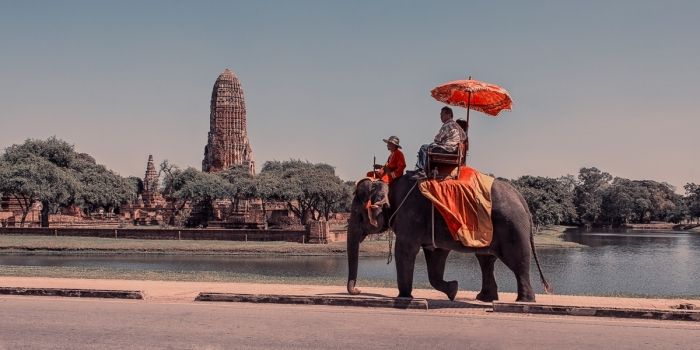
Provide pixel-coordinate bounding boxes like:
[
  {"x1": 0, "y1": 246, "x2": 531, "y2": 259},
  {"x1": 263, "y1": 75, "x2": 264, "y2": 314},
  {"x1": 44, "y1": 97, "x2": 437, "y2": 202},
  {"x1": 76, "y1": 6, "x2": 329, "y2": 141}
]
[
  {"x1": 466, "y1": 76, "x2": 472, "y2": 130},
  {"x1": 462, "y1": 91, "x2": 471, "y2": 164},
  {"x1": 466, "y1": 91, "x2": 471, "y2": 132}
]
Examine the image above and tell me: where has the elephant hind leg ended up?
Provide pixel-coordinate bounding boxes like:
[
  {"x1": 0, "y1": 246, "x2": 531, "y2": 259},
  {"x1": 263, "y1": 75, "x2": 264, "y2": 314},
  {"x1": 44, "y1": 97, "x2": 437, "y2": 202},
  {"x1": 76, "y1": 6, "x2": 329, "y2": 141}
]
[
  {"x1": 498, "y1": 253, "x2": 536, "y2": 302},
  {"x1": 475, "y1": 254, "x2": 499, "y2": 302},
  {"x1": 423, "y1": 247, "x2": 458, "y2": 301}
]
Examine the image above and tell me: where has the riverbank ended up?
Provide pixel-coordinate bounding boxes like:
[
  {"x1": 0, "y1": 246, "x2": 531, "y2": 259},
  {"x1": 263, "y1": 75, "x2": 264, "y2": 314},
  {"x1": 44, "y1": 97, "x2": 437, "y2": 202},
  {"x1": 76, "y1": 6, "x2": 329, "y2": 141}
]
[
  {"x1": 0, "y1": 235, "x2": 390, "y2": 256},
  {"x1": 534, "y1": 225, "x2": 585, "y2": 248},
  {"x1": 621, "y1": 222, "x2": 700, "y2": 231},
  {"x1": 0, "y1": 230, "x2": 582, "y2": 256}
]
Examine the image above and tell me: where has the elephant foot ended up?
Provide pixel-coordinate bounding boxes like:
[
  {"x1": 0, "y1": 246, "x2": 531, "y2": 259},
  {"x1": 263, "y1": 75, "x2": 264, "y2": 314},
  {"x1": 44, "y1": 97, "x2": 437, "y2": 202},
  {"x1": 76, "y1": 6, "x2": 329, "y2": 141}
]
[
  {"x1": 397, "y1": 293, "x2": 414, "y2": 299},
  {"x1": 445, "y1": 281, "x2": 458, "y2": 301},
  {"x1": 347, "y1": 280, "x2": 361, "y2": 295},
  {"x1": 476, "y1": 291, "x2": 499, "y2": 302}
]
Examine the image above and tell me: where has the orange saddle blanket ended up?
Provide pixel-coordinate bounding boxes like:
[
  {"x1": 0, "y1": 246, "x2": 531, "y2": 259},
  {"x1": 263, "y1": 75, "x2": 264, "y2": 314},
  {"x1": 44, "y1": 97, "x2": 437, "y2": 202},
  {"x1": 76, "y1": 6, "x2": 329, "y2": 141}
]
[{"x1": 418, "y1": 166, "x2": 495, "y2": 248}]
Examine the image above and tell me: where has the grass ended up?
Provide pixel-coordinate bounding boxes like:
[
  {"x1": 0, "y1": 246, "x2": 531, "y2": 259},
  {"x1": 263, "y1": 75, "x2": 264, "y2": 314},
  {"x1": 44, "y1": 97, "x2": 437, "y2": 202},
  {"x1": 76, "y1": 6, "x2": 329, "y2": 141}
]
[
  {"x1": 0, "y1": 264, "x2": 379, "y2": 286},
  {"x1": 0, "y1": 234, "x2": 393, "y2": 256},
  {"x1": 0, "y1": 226, "x2": 582, "y2": 256}
]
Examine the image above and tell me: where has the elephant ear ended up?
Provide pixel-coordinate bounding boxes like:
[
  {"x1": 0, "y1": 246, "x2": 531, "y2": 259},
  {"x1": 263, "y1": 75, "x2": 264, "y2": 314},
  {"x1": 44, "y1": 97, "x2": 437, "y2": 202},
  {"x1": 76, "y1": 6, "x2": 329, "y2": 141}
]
[
  {"x1": 354, "y1": 178, "x2": 373, "y2": 203},
  {"x1": 370, "y1": 181, "x2": 390, "y2": 209},
  {"x1": 366, "y1": 181, "x2": 390, "y2": 228},
  {"x1": 353, "y1": 179, "x2": 390, "y2": 230}
]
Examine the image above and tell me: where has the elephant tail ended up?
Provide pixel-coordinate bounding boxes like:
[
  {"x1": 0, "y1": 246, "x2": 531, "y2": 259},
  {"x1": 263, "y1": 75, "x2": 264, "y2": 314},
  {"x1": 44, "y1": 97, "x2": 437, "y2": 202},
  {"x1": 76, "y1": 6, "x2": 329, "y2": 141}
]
[{"x1": 524, "y1": 200, "x2": 553, "y2": 294}]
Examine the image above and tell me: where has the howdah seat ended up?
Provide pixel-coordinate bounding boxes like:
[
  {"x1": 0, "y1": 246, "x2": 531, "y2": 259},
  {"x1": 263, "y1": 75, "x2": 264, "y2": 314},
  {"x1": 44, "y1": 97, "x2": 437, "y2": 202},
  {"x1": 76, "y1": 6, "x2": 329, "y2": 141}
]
[{"x1": 426, "y1": 142, "x2": 466, "y2": 179}]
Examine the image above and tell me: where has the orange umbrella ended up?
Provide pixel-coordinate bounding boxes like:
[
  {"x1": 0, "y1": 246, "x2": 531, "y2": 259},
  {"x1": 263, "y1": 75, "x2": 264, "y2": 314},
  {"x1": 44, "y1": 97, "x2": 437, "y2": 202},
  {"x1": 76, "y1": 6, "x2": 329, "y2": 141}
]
[{"x1": 430, "y1": 77, "x2": 512, "y2": 125}]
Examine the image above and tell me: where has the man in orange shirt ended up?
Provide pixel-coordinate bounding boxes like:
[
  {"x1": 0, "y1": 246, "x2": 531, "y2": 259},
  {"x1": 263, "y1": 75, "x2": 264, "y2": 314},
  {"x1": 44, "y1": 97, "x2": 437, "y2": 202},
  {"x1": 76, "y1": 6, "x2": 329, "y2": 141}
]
[{"x1": 367, "y1": 136, "x2": 406, "y2": 184}]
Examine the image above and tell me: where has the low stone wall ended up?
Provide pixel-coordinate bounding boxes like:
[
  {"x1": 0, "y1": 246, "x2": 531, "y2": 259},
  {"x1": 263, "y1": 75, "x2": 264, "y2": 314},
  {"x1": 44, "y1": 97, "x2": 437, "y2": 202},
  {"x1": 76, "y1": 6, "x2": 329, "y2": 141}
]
[{"x1": 0, "y1": 227, "x2": 307, "y2": 242}]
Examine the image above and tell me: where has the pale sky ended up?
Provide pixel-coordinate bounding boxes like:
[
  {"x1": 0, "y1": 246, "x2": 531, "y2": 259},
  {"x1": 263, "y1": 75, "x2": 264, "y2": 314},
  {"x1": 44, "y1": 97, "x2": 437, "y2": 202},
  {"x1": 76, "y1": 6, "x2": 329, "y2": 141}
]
[{"x1": 1, "y1": 1, "x2": 698, "y2": 191}]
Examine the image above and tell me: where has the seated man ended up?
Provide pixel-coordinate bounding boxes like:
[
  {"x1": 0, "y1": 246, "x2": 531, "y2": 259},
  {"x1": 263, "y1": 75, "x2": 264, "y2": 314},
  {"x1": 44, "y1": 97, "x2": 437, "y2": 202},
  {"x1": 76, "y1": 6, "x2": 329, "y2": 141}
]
[
  {"x1": 367, "y1": 135, "x2": 406, "y2": 184},
  {"x1": 415, "y1": 106, "x2": 467, "y2": 174}
]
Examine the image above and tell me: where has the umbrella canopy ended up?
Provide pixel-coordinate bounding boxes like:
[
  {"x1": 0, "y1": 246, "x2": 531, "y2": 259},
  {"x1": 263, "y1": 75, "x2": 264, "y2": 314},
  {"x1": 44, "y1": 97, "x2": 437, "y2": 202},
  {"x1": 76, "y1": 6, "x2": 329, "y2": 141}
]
[{"x1": 430, "y1": 79, "x2": 512, "y2": 117}]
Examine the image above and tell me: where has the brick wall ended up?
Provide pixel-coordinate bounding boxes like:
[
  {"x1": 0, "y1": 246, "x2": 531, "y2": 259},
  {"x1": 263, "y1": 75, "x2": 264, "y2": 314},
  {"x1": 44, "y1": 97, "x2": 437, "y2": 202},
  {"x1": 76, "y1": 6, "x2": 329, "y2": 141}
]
[{"x1": 0, "y1": 227, "x2": 306, "y2": 242}]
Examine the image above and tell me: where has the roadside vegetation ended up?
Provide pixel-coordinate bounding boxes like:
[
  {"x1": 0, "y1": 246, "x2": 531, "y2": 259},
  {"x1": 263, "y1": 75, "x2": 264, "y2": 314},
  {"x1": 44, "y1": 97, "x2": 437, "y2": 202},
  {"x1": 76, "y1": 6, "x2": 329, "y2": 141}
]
[{"x1": 509, "y1": 167, "x2": 700, "y2": 229}]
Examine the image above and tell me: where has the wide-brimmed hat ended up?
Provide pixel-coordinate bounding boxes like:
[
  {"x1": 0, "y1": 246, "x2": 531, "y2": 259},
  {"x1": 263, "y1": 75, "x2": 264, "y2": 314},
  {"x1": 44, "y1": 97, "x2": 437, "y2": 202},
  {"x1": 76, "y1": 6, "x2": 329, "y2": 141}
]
[{"x1": 382, "y1": 136, "x2": 401, "y2": 148}]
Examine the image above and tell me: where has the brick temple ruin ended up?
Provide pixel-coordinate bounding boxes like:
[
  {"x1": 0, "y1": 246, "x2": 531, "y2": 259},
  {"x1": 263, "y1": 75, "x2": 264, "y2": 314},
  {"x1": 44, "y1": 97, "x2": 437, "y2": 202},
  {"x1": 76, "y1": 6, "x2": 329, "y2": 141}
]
[
  {"x1": 202, "y1": 69, "x2": 255, "y2": 174},
  {"x1": 201, "y1": 69, "x2": 279, "y2": 229},
  {"x1": 0, "y1": 68, "x2": 346, "y2": 241},
  {"x1": 125, "y1": 69, "x2": 289, "y2": 229},
  {"x1": 120, "y1": 155, "x2": 169, "y2": 226}
]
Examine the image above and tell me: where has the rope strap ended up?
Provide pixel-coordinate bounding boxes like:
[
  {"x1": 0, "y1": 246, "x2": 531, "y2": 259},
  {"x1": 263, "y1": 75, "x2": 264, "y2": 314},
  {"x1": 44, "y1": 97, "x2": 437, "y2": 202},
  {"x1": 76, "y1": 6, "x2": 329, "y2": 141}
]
[
  {"x1": 431, "y1": 203, "x2": 437, "y2": 248},
  {"x1": 385, "y1": 180, "x2": 419, "y2": 264}
]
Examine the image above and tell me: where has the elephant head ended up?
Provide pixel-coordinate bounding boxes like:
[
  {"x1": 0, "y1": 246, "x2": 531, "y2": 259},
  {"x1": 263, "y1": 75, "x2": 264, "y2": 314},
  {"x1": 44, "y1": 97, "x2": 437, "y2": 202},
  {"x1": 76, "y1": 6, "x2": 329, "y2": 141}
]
[{"x1": 346, "y1": 179, "x2": 390, "y2": 295}]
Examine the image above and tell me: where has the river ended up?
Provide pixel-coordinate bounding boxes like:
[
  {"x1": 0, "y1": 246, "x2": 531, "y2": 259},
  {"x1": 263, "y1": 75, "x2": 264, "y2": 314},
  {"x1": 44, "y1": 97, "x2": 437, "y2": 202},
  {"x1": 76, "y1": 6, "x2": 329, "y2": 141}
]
[{"x1": 1, "y1": 229, "x2": 698, "y2": 297}]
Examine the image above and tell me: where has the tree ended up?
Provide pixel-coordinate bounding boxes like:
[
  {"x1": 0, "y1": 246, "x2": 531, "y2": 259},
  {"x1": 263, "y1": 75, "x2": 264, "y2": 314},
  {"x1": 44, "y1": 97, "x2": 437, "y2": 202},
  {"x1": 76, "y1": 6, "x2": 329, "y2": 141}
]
[
  {"x1": 684, "y1": 183, "x2": 700, "y2": 223},
  {"x1": 160, "y1": 162, "x2": 232, "y2": 226},
  {"x1": 573, "y1": 167, "x2": 612, "y2": 225},
  {"x1": 3, "y1": 136, "x2": 75, "y2": 167},
  {"x1": 218, "y1": 165, "x2": 257, "y2": 212},
  {"x1": 72, "y1": 154, "x2": 135, "y2": 214},
  {"x1": 600, "y1": 180, "x2": 636, "y2": 225},
  {"x1": 601, "y1": 178, "x2": 681, "y2": 225},
  {"x1": 666, "y1": 194, "x2": 688, "y2": 224},
  {"x1": 0, "y1": 156, "x2": 79, "y2": 227},
  {"x1": 258, "y1": 160, "x2": 349, "y2": 224},
  {"x1": 319, "y1": 180, "x2": 354, "y2": 219},
  {"x1": 1, "y1": 137, "x2": 136, "y2": 226},
  {"x1": 126, "y1": 176, "x2": 144, "y2": 198},
  {"x1": 317, "y1": 174, "x2": 353, "y2": 221},
  {"x1": 511, "y1": 175, "x2": 577, "y2": 229}
]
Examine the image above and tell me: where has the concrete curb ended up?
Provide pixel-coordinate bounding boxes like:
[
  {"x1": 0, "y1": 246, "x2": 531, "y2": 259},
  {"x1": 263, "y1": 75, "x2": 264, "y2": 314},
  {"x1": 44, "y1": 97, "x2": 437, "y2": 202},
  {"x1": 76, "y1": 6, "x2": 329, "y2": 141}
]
[
  {"x1": 0, "y1": 287, "x2": 143, "y2": 300},
  {"x1": 196, "y1": 293, "x2": 429, "y2": 310},
  {"x1": 493, "y1": 302, "x2": 700, "y2": 322}
]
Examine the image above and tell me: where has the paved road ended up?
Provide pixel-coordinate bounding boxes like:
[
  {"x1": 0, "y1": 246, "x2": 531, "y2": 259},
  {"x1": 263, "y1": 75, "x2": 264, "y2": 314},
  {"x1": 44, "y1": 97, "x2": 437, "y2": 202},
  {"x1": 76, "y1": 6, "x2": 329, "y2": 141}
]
[{"x1": 0, "y1": 296, "x2": 697, "y2": 349}]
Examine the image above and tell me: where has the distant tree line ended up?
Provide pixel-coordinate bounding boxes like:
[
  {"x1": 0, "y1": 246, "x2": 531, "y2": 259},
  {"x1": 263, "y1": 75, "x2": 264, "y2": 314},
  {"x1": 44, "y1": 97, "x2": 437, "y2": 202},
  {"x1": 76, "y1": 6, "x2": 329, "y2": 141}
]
[
  {"x1": 0, "y1": 137, "x2": 137, "y2": 227},
  {"x1": 510, "y1": 167, "x2": 700, "y2": 228},
  {"x1": 159, "y1": 159, "x2": 353, "y2": 227},
  {"x1": 0, "y1": 137, "x2": 353, "y2": 227},
  {"x1": 2, "y1": 138, "x2": 698, "y2": 229}
]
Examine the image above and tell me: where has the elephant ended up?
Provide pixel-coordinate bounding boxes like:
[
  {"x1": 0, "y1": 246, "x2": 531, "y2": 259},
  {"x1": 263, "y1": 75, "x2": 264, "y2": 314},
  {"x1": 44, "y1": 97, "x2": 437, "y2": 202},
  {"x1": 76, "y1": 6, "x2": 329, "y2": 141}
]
[{"x1": 346, "y1": 172, "x2": 551, "y2": 302}]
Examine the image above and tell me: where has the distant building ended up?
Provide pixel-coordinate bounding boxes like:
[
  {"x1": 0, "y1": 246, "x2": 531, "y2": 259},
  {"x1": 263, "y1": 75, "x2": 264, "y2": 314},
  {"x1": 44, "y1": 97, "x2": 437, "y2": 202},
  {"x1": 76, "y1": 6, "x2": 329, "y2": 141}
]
[
  {"x1": 141, "y1": 154, "x2": 165, "y2": 208},
  {"x1": 202, "y1": 69, "x2": 255, "y2": 174}
]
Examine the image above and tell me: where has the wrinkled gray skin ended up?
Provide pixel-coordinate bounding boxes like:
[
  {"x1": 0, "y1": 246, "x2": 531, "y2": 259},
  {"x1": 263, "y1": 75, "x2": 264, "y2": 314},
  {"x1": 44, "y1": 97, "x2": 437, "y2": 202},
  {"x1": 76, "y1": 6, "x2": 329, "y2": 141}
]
[{"x1": 347, "y1": 174, "x2": 550, "y2": 302}]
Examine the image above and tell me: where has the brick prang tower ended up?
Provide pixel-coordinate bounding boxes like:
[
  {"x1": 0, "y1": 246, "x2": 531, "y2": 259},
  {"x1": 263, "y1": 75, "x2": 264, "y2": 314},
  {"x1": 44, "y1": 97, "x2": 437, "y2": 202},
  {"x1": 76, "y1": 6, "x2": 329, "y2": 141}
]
[{"x1": 202, "y1": 69, "x2": 255, "y2": 174}]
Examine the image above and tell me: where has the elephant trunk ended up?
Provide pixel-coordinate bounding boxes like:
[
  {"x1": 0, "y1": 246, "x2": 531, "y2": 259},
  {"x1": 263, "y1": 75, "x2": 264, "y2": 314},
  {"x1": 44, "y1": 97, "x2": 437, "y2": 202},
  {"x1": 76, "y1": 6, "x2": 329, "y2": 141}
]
[{"x1": 346, "y1": 224, "x2": 362, "y2": 295}]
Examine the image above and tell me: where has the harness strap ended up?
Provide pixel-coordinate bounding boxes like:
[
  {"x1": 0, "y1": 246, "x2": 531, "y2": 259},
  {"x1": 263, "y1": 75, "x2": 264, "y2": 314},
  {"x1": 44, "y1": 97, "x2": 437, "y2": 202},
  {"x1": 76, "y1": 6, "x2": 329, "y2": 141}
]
[
  {"x1": 385, "y1": 180, "x2": 419, "y2": 265},
  {"x1": 388, "y1": 180, "x2": 419, "y2": 227},
  {"x1": 431, "y1": 203, "x2": 437, "y2": 248}
]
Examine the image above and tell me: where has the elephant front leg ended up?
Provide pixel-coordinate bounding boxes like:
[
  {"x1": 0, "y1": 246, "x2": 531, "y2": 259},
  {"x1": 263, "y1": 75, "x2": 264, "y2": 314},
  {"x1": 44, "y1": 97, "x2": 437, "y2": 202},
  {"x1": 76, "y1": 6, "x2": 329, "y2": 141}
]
[
  {"x1": 423, "y1": 247, "x2": 458, "y2": 301},
  {"x1": 395, "y1": 238, "x2": 420, "y2": 299},
  {"x1": 476, "y1": 254, "x2": 499, "y2": 302}
]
